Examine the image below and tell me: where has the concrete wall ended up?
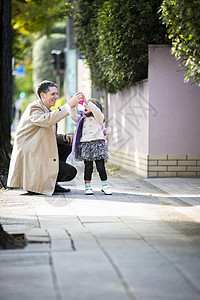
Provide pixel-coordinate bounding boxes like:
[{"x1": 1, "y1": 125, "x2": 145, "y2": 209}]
[{"x1": 108, "y1": 45, "x2": 200, "y2": 177}]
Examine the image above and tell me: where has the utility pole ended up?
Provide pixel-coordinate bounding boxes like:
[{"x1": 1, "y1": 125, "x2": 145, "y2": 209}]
[{"x1": 66, "y1": 0, "x2": 77, "y2": 132}]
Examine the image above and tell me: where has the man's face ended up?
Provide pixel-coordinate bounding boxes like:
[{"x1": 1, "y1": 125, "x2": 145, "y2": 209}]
[{"x1": 41, "y1": 86, "x2": 59, "y2": 110}]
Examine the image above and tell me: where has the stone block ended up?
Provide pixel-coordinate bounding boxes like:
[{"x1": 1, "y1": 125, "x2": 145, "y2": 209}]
[
  {"x1": 158, "y1": 160, "x2": 177, "y2": 166},
  {"x1": 149, "y1": 160, "x2": 158, "y2": 166},
  {"x1": 187, "y1": 155, "x2": 200, "y2": 160},
  {"x1": 157, "y1": 172, "x2": 177, "y2": 177},
  {"x1": 168, "y1": 155, "x2": 187, "y2": 160},
  {"x1": 178, "y1": 161, "x2": 196, "y2": 166},
  {"x1": 187, "y1": 166, "x2": 200, "y2": 171},
  {"x1": 168, "y1": 166, "x2": 186, "y2": 172},
  {"x1": 177, "y1": 172, "x2": 197, "y2": 177},
  {"x1": 148, "y1": 155, "x2": 167, "y2": 160},
  {"x1": 149, "y1": 166, "x2": 167, "y2": 171},
  {"x1": 148, "y1": 172, "x2": 158, "y2": 177}
]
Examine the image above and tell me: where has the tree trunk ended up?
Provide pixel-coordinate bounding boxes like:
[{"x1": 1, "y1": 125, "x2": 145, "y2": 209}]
[
  {"x1": 0, "y1": 0, "x2": 12, "y2": 188},
  {"x1": 0, "y1": 0, "x2": 27, "y2": 250},
  {"x1": 0, "y1": 224, "x2": 27, "y2": 250}
]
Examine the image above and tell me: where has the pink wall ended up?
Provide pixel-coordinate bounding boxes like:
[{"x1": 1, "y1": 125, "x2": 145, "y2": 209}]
[
  {"x1": 148, "y1": 45, "x2": 200, "y2": 155},
  {"x1": 108, "y1": 45, "x2": 200, "y2": 157}
]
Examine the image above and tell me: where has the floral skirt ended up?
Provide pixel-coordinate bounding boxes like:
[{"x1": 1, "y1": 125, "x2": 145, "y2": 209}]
[{"x1": 75, "y1": 140, "x2": 109, "y2": 162}]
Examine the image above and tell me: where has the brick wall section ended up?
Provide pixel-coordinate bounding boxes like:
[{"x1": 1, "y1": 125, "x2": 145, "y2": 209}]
[
  {"x1": 148, "y1": 155, "x2": 200, "y2": 177},
  {"x1": 109, "y1": 149, "x2": 200, "y2": 178}
]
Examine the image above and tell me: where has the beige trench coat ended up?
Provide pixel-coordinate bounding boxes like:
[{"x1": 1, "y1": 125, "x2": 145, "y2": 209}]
[{"x1": 7, "y1": 98, "x2": 70, "y2": 195}]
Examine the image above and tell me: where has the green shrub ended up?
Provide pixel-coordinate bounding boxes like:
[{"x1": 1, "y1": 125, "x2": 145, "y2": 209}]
[
  {"x1": 74, "y1": 0, "x2": 169, "y2": 93},
  {"x1": 160, "y1": 0, "x2": 200, "y2": 86}
]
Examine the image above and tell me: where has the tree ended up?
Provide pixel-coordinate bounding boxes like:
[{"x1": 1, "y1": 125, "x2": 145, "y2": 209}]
[
  {"x1": 13, "y1": 21, "x2": 67, "y2": 114},
  {"x1": 0, "y1": 223, "x2": 27, "y2": 250},
  {"x1": 160, "y1": 0, "x2": 200, "y2": 85},
  {"x1": 0, "y1": 0, "x2": 72, "y2": 182},
  {"x1": 74, "y1": 0, "x2": 169, "y2": 93},
  {"x1": 0, "y1": 0, "x2": 72, "y2": 187},
  {"x1": 12, "y1": 0, "x2": 71, "y2": 60},
  {"x1": 0, "y1": 0, "x2": 26, "y2": 250},
  {"x1": 0, "y1": 0, "x2": 13, "y2": 188},
  {"x1": 0, "y1": 0, "x2": 72, "y2": 249}
]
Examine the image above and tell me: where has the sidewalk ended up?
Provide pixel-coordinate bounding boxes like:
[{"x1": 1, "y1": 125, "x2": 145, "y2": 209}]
[{"x1": 1, "y1": 163, "x2": 200, "y2": 300}]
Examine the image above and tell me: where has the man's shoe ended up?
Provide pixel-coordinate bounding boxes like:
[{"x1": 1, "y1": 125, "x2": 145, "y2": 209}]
[
  {"x1": 54, "y1": 183, "x2": 70, "y2": 193},
  {"x1": 27, "y1": 190, "x2": 41, "y2": 195}
]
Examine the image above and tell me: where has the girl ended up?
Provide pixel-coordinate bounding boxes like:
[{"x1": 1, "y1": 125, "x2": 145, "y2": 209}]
[{"x1": 71, "y1": 98, "x2": 112, "y2": 195}]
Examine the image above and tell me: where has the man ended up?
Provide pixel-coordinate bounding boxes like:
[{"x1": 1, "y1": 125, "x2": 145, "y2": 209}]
[{"x1": 7, "y1": 80, "x2": 84, "y2": 195}]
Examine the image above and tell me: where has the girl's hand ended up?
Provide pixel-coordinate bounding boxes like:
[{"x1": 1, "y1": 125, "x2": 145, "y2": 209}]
[
  {"x1": 78, "y1": 93, "x2": 88, "y2": 105},
  {"x1": 78, "y1": 100, "x2": 84, "y2": 105},
  {"x1": 83, "y1": 94, "x2": 88, "y2": 105}
]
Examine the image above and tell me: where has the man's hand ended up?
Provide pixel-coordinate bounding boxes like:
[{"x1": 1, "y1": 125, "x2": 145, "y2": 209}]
[
  {"x1": 68, "y1": 92, "x2": 85, "y2": 108},
  {"x1": 65, "y1": 134, "x2": 73, "y2": 145}
]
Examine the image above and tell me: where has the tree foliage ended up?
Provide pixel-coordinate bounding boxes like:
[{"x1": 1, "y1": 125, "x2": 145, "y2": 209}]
[
  {"x1": 12, "y1": 0, "x2": 72, "y2": 59},
  {"x1": 14, "y1": 21, "x2": 66, "y2": 111},
  {"x1": 160, "y1": 0, "x2": 200, "y2": 85},
  {"x1": 74, "y1": 0, "x2": 169, "y2": 93},
  {"x1": 12, "y1": 0, "x2": 71, "y2": 108}
]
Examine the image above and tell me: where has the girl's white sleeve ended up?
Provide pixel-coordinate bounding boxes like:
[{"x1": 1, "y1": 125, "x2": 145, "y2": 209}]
[
  {"x1": 70, "y1": 106, "x2": 79, "y2": 123},
  {"x1": 88, "y1": 101, "x2": 104, "y2": 125}
]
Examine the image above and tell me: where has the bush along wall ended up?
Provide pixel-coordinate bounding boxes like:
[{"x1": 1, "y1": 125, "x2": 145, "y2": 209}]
[{"x1": 74, "y1": 0, "x2": 169, "y2": 93}]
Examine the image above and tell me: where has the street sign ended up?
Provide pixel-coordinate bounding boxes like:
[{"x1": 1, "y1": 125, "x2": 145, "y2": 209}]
[{"x1": 13, "y1": 65, "x2": 25, "y2": 78}]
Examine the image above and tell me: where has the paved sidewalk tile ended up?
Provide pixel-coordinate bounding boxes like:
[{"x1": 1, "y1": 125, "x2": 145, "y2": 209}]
[{"x1": 1, "y1": 164, "x2": 200, "y2": 300}]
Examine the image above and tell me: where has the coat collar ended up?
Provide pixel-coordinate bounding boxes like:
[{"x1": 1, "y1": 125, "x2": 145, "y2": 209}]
[{"x1": 38, "y1": 98, "x2": 50, "y2": 112}]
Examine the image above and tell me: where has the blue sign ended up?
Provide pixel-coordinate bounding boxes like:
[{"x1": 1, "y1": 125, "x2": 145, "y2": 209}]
[{"x1": 15, "y1": 65, "x2": 25, "y2": 78}]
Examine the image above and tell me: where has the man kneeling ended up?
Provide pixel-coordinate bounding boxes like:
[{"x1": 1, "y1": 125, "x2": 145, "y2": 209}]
[{"x1": 7, "y1": 80, "x2": 84, "y2": 195}]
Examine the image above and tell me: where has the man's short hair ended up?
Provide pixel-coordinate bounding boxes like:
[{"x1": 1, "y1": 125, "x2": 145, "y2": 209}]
[{"x1": 36, "y1": 80, "x2": 57, "y2": 99}]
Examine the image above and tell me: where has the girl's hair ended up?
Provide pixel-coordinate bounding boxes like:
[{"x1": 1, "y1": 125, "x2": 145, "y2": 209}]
[{"x1": 88, "y1": 98, "x2": 103, "y2": 112}]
